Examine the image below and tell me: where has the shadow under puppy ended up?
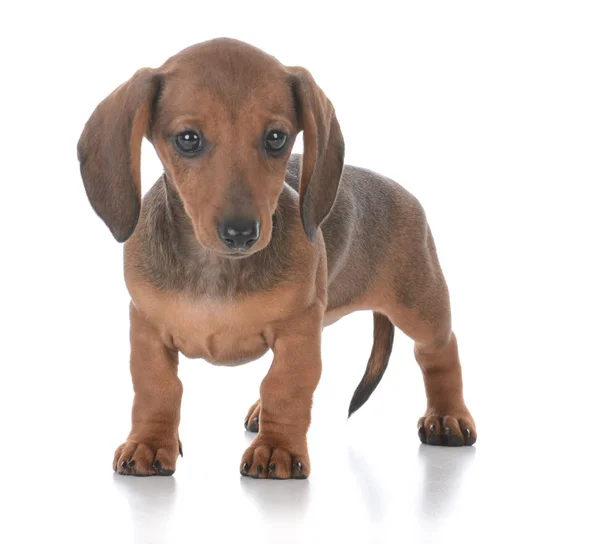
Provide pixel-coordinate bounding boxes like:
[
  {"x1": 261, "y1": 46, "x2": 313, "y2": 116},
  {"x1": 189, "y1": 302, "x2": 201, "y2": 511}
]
[{"x1": 77, "y1": 38, "x2": 476, "y2": 479}]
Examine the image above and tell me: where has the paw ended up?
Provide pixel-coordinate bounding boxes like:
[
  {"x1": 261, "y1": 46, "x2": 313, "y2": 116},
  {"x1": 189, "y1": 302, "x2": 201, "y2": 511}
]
[
  {"x1": 113, "y1": 437, "x2": 183, "y2": 476},
  {"x1": 240, "y1": 438, "x2": 309, "y2": 479},
  {"x1": 417, "y1": 411, "x2": 476, "y2": 447},
  {"x1": 243, "y1": 399, "x2": 261, "y2": 433}
]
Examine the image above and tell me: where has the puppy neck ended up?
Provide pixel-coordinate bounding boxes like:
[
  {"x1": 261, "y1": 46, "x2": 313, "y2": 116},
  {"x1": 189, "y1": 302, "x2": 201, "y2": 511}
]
[{"x1": 133, "y1": 173, "x2": 292, "y2": 297}]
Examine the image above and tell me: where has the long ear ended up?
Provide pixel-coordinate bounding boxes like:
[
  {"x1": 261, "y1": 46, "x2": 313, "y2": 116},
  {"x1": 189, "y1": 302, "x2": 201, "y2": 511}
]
[
  {"x1": 288, "y1": 67, "x2": 345, "y2": 242},
  {"x1": 77, "y1": 68, "x2": 161, "y2": 242}
]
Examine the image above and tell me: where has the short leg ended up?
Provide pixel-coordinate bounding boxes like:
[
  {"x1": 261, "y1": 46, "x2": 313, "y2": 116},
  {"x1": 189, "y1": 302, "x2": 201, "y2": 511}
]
[
  {"x1": 415, "y1": 332, "x2": 476, "y2": 446},
  {"x1": 240, "y1": 305, "x2": 323, "y2": 479},
  {"x1": 114, "y1": 302, "x2": 183, "y2": 476},
  {"x1": 388, "y1": 225, "x2": 476, "y2": 446}
]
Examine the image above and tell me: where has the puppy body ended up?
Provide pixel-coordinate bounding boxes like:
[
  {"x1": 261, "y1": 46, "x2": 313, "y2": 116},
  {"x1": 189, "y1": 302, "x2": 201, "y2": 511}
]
[
  {"x1": 78, "y1": 39, "x2": 476, "y2": 479},
  {"x1": 128, "y1": 155, "x2": 432, "y2": 347}
]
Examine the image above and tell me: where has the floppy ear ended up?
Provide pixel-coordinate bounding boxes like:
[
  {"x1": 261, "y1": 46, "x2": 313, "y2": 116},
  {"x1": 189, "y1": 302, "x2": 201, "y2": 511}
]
[
  {"x1": 288, "y1": 67, "x2": 345, "y2": 242},
  {"x1": 77, "y1": 68, "x2": 161, "y2": 242}
]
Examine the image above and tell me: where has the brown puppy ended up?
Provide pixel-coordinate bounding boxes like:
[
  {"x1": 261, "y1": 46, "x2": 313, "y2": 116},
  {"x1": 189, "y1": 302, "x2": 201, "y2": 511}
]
[{"x1": 78, "y1": 38, "x2": 476, "y2": 479}]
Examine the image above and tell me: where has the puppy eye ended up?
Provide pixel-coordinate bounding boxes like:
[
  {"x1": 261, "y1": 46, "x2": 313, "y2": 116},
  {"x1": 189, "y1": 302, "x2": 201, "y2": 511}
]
[
  {"x1": 265, "y1": 130, "x2": 288, "y2": 153},
  {"x1": 174, "y1": 131, "x2": 203, "y2": 155}
]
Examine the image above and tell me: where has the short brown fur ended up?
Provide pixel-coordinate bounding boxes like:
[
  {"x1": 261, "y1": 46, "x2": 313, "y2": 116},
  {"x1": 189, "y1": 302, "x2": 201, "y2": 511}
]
[{"x1": 78, "y1": 38, "x2": 476, "y2": 479}]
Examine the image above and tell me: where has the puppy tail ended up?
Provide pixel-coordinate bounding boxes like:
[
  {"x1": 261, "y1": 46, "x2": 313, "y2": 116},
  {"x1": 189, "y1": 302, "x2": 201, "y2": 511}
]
[{"x1": 348, "y1": 312, "x2": 395, "y2": 418}]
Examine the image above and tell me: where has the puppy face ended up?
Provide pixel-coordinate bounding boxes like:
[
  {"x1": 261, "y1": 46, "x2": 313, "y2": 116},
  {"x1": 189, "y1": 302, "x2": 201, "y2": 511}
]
[
  {"x1": 151, "y1": 43, "x2": 299, "y2": 256},
  {"x1": 78, "y1": 38, "x2": 344, "y2": 252}
]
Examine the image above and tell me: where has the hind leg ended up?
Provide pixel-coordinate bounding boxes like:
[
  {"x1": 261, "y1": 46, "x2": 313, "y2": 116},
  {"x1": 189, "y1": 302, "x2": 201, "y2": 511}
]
[
  {"x1": 413, "y1": 332, "x2": 476, "y2": 446},
  {"x1": 386, "y1": 307, "x2": 476, "y2": 446},
  {"x1": 385, "y1": 230, "x2": 476, "y2": 446}
]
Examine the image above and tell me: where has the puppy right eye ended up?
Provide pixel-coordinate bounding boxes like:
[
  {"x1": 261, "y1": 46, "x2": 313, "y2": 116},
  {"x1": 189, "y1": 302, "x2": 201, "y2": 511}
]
[{"x1": 173, "y1": 131, "x2": 203, "y2": 155}]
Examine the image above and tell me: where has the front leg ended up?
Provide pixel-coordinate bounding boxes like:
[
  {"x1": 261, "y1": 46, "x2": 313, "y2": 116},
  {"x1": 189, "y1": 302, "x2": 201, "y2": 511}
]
[
  {"x1": 240, "y1": 304, "x2": 323, "y2": 479},
  {"x1": 114, "y1": 302, "x2": 183, "y2": 476}
]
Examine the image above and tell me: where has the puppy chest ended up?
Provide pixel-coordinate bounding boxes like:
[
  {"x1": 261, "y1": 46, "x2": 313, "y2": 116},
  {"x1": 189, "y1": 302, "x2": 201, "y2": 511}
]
[
  {"x1": 150, "y1": 300, "x2": 277, "y2": 365},
  {"x1": 172, "y1": 326, "x2": 269, "y2": 365},
  {"x1": 129, "y1": 279, "x2": 303, "y2": 365}
]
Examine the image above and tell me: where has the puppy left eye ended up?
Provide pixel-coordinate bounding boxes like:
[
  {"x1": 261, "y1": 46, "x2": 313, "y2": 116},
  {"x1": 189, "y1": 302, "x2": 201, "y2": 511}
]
[
  {"x1": 265, "y1": 130, "x2": 288, "y2": 153},
  {"x1": 173, "y1": 130, "x2": 203, "y2": 155}
]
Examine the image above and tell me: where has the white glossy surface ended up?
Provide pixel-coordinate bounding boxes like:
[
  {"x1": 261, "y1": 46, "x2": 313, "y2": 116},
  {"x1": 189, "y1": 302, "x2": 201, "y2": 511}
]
[{"x1": 2, "y1": 1, "x2": 599, "y2": 542}]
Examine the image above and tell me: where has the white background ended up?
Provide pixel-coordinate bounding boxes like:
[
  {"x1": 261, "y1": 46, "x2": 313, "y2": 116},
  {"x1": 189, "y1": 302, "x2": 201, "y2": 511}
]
[{"x1": 2, "y1": 1, "x2": 599, "y2": 542}]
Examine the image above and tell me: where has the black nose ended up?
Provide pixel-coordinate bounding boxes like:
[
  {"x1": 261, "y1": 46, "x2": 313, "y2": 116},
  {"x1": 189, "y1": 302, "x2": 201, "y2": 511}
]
[{"x1": 218, "y1": 218, "x2": 260, "y2": 250}]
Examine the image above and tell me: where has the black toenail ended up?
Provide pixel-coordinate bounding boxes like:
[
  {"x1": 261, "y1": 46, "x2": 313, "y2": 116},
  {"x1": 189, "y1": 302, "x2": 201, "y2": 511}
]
[
  {"x1": 120, "y1": 460, "x2": 127, "y2": 469},
  {"x1": 268, "y1": 463, "x2": 276, "y2": 473},
  {"x1": 128, "y1": 460, "x2": 136, "y2": 468},
  {"x1": 444, "y1": 427, "x2": 451, "y2": 435},
  {"x1": 293, "y1": 462, "x2": 306, "y2": 479},
  {"x1": 257, "y1": 465, "x2": 263, "y2": 474},
  {"x1": 464, "y1": 428, "x2": 475, "y2": 446},
  {"x1": 418, "y1": 425, "x2": 426, "y2": 443},
  {"x1": 429, "y1": 424, "x2": 436, "y2": 433},
  {"x1": 244, "y1": 418, "x2": 249, "y2": 429},
  {"x1": 179, "y1": 443, "x2": 184, "y2": 457},
  {"x1": 254, "y1": 417, "x2": 259, "y2": 426},
  {"x1": 242, "y1": 462, "x2": 249, "y2": 474},
  {"x1": 153, "y1": 460, "x2": 162, "y2": 470},
  {"x1": 465, "y1": 428, "x2": 471, "y2": 437}
]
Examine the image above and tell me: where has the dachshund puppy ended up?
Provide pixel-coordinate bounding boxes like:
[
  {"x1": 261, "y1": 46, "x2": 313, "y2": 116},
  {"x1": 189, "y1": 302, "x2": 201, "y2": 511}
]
[{"x1": 78, "y1": 38, "x2": 476, "y2": 479}]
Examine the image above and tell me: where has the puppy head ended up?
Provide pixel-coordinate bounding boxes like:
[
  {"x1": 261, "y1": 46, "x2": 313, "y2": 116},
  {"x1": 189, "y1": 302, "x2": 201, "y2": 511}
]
[{"x1": 77, "y1": 38, "x2": 344, "y2": 256}]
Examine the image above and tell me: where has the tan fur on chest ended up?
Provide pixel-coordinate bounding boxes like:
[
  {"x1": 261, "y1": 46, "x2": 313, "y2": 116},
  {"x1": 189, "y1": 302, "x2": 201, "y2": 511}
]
[{"x1": 127, "y1": 277, "x2": 308, "y2": 365}]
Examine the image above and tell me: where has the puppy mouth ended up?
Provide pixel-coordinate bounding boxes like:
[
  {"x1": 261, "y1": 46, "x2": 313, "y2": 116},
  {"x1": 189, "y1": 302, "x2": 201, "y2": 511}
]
[
  {"x1": 210, "y1": 246, "x2": 260, "y2": 259},
  {"x1": 223, "y1": 251, "x2": 253, "y2": 259}
]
